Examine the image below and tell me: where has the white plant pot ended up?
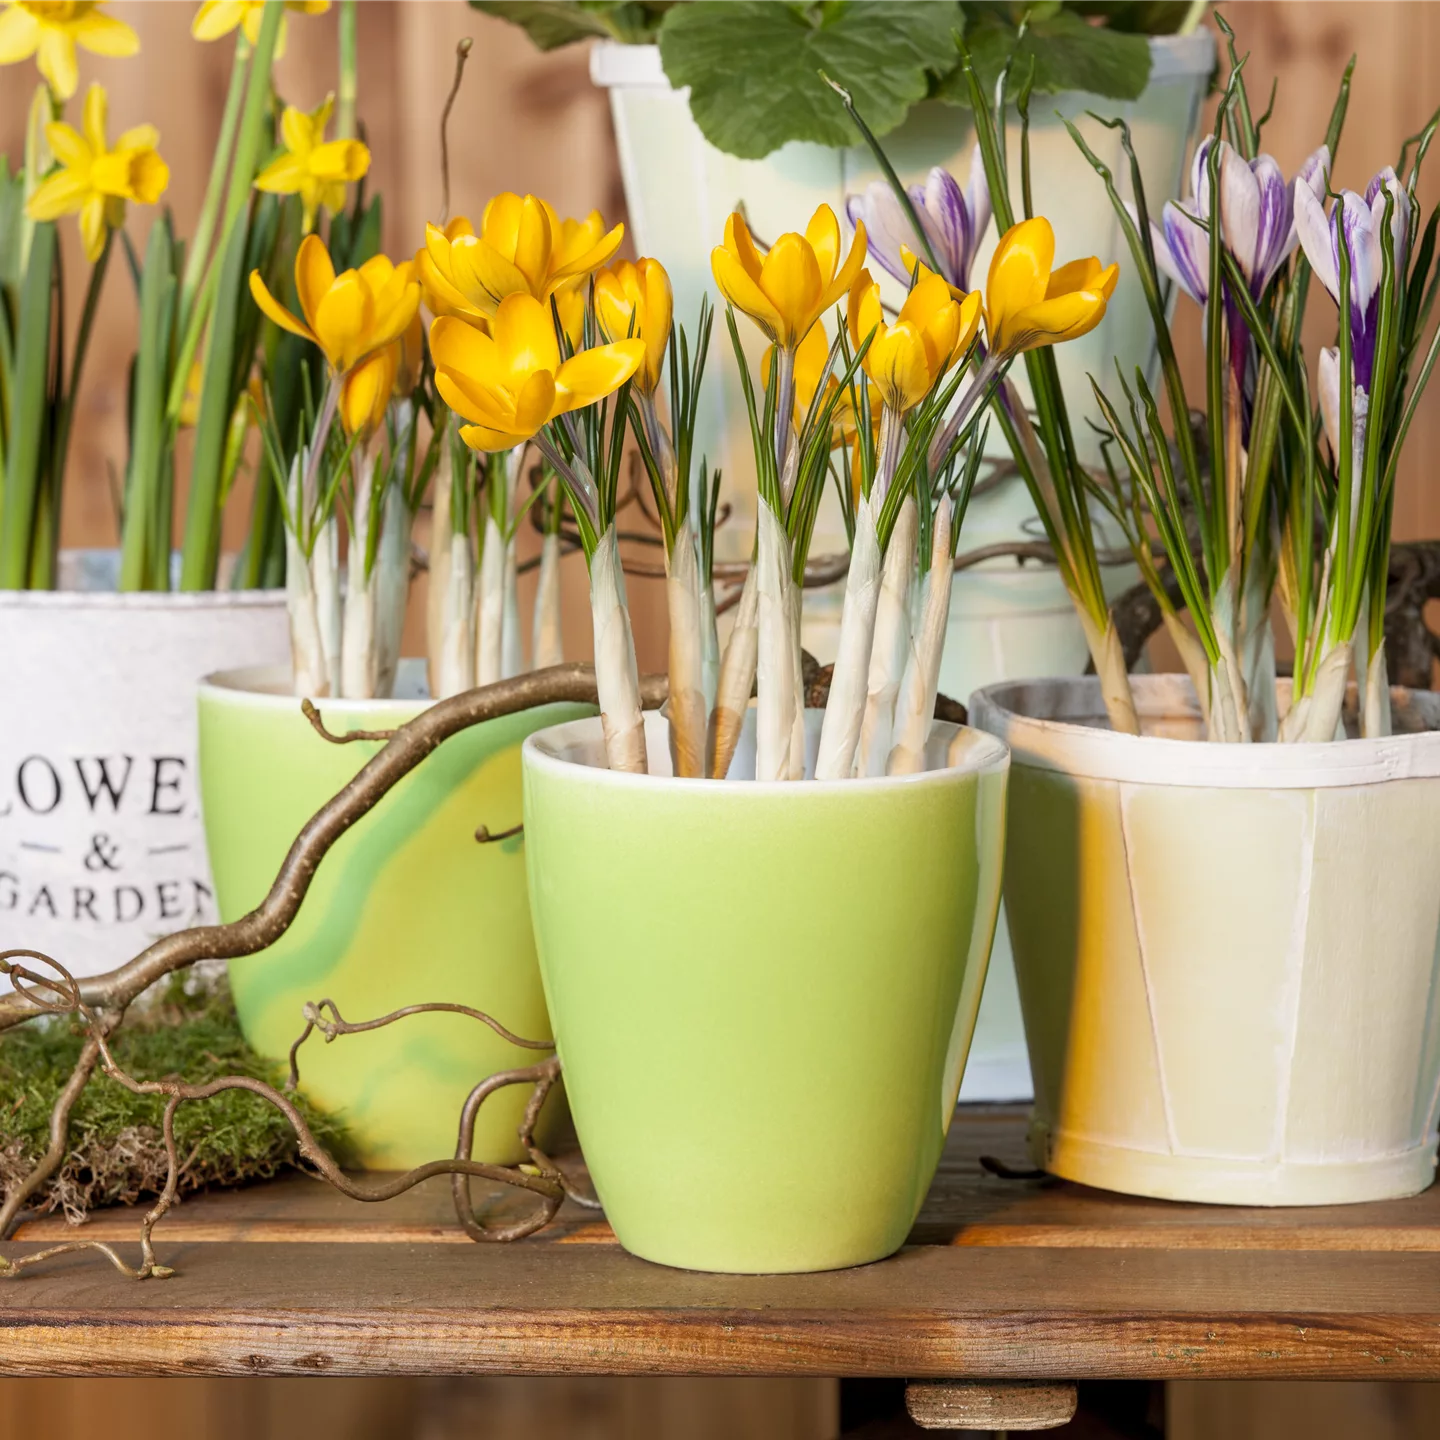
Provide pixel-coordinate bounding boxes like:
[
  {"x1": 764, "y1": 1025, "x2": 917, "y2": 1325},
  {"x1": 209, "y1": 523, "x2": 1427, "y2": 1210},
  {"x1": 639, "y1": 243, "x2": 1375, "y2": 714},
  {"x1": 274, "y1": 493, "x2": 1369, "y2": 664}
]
[
  {"x1": 0, "y1": 554, "x2": 289, "y2": 982},
  {"x1": 592, "y1": 33, "x2": 1214, "y2": 567},
  {"x1": 970, "y1": 673, "x2": 1440, "y2": 1206}
]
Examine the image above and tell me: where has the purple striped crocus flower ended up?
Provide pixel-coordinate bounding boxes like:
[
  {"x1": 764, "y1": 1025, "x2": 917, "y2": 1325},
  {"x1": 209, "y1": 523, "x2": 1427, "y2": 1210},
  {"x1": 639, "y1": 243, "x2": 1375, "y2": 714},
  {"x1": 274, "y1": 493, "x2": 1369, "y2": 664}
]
[
  {"x1": 845, "y1": 146, "x2": 991, "y2": 292},
  {"x1": 1294, "y1": 168, "x2": 1410, "y2": 393}
]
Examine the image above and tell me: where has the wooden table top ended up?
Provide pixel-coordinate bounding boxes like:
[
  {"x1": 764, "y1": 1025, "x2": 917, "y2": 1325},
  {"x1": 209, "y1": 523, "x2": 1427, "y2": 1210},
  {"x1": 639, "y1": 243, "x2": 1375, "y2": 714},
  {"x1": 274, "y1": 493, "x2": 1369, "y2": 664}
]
[{"x1": 3, "y1": 1107, "x2": 1438, "y2": 1381}]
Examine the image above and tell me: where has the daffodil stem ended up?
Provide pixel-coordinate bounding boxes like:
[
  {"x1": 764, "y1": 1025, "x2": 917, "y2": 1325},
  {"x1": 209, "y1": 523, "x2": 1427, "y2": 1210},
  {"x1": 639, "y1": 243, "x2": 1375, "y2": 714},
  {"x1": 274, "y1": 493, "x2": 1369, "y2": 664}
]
[
  {"x1": 181, "y1": 33, "x2": 250, "y2": 331},
  {"x1": 222, "y1": 2, "x2": 283, "y2": 238},
  {"x1": 338, "y1": 1, "x2": 359, "y2": 141}
]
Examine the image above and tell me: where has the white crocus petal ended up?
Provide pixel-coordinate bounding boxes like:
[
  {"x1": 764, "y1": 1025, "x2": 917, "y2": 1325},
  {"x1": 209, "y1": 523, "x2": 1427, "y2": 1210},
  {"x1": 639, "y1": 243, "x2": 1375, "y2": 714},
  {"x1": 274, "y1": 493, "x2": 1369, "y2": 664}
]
[
  {"x1": 1158, "y1": 202, "x2": 1209, "y2": 303},
  {"x1": 965, "y1": 142, "x2": 991, "y2": 257},
  {"x1": 1293, "y1": 181, "x2": 1338, "y2": 300},
  {"x1": 847, "y1": 182, "x2": 915, "y2": 287},
  {"x1": 1366, "y1": 167, "x2": 1410, "y2": 273},
  {"x1": 1298, "y1": 145, "x2": 1331, "y2": 203},
  {"x1": 1188, "y1": 135, "x2": 1215, "y2": 220},
  {"x1": 1247, "y1": 153, "x2": 1295, "y2": 289},
  {"x1": 1317, "y1": 345, "x2": 1341, "y2": 456},
  {"x1": 1340, "y1": 189, "x2": 1383, "y2": 316},
  {"x1": 1219, "y1": 144, "x2": 1262, "y2": 285}
]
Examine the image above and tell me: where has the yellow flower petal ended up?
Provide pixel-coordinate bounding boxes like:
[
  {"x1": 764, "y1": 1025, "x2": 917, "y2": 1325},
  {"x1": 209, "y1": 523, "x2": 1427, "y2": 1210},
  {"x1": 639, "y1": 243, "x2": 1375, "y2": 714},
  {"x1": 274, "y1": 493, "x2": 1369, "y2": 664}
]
[
  {"x1": 1000, "y1": 290, "x2": 1110, "y2": 353},
  {"x1": 78, "y1": 192, "x2": 107, "y2": 262},
  {"x1": 804, "y1": 204, "x2": 841, "y2": 287},
  {"x1": 280, "y1": 104, "x2": 316, "y2": 159},
  {"x1": 820, "y1": 219, "x2": 867, "y2": 314},
  {"x1": 511, "y1": 194, "x2": 553, "y2": 295},
  {"x1": 116, "y1": 122, "x2": 159, "y2": 152},
  {"x1": 249, "y1": 268, "x2": 317, "y2": 344},
  {"x1": 294, "y1": 232, "x2": 336, "y2": 336},
  {"x1": 308, "y1": 137, "x2": 369, "y2": 183},
  {"x1": 339, "y1": 345, "x2": 396, "y2": 437},
  {"x1": 553, "y1": 340, "x2": 645, "y2": 413},
  {"x1": 511, "y1": 369, "x2": 558, "y2": 436},
  {"x1": 43, "y1": 120, "x2": 89, "y2": 171},
  {"x1": 73, "y1": 10, "x2": 139, "y2": 59},
  {"x1": 26, "y1": 167, "x2": 88, "y2": 219},
  {"x1": 867, "y1": 322, "x2": 933, "y2": 412},
  {"x1": 450, "y1": 235, "x2": 528, "y2": 315},
  {"x1": 313, "y1": 268, "x2": 373, "y2": 372},
  {"x1": 987, "y1": 217, "x2": 1055, "y2": 351},
  {"x1": 548, "y1": 220, "x2": 624, "y2": 287},
  {"x1": 82, "y1": 81, "x2": 106, "y2": 153},
  {"x1": 458, "y1": 421, "x2": 531, "y2": 454},
  {"x1": 723, "y1": 211, "x2": 765, "y2": 284},
  {"x1": 37, "y1": 26, "x2": 77, "y2": 99},
  {"x1": 491, "y1": 290, "x2": 561, "y2": 387},
  {"x1": 192, "y1": 1, "x2": 245, "y2": 41},
  {"x1": 0, "y1": 5, "x2": 40, "y2": 64},
  {"x1": 254, "y1": 153, "x2": 307, "y2": 195},
  {"x1": 712, "y1": 245, "x2": 789, "y2": 343}
]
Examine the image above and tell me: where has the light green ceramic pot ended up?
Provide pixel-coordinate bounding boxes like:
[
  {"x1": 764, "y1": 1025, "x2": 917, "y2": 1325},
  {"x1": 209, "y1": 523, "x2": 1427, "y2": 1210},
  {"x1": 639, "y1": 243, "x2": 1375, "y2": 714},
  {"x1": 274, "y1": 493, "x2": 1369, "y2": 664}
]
[
  {"x1": 523, "y1": 709, "x2": 1009, "y2": 1273},
  {"x1": 198, "y1": 664, "x2": 592, "y2": 1169}
]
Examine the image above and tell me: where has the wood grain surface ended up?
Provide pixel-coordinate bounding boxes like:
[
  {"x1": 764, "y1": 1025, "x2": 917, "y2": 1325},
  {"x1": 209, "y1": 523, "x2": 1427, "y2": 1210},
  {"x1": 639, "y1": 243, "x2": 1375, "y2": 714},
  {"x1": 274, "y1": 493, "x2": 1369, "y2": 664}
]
[{"x1": 2, "y1": 1109, "x2": 1438, "y2": 1381}]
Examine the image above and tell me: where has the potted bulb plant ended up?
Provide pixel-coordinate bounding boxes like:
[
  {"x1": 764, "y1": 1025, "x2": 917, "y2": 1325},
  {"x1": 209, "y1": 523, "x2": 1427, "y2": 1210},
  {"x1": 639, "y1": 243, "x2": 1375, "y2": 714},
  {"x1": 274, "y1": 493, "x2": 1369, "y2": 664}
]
[{"x1": 968, "y1": 30, "x2": 1440, "y2": 1205}]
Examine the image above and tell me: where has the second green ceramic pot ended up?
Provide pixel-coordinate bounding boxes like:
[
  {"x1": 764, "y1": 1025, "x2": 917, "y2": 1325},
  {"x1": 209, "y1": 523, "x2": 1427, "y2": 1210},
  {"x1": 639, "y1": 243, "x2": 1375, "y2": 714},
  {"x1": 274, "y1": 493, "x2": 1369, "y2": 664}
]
[
  {"x1": 199, "y1": 664, "x2": 592, "y2": 1169},
  {"x1": 523, "y1": 710, "x2": 1009, "y2": 1273}
]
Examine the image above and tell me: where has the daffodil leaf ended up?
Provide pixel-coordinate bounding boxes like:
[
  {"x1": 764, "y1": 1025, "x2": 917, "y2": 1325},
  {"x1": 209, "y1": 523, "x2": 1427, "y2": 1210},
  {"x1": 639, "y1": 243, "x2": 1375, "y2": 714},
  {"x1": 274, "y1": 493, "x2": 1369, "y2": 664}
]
[
  {"x1": 469, "y1": 0, "x2": 673, "y2": 51},
  {"x1": 937, "y1": 8, "x2": 1152, "y2": 105},
  {"x1": 659, "y1": 1, "x2": 963, "y2": 161}
]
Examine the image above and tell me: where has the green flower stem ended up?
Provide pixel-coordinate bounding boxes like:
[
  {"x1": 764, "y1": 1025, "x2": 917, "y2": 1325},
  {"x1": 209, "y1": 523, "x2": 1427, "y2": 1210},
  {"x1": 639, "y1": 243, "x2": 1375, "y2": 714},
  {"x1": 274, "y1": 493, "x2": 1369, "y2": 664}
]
[
  {"x1": 180, "y1": 33, "x2": 251, "y2": 331},
  {"x1": 338, "y1": 0, "x2": 359, "y2": 141},
  {"x1": 0, "y1": 220, "x2": 55, "y2": 590},
  {"x1": 120, "y1": 218, "x2": 176, "y2": 592}
]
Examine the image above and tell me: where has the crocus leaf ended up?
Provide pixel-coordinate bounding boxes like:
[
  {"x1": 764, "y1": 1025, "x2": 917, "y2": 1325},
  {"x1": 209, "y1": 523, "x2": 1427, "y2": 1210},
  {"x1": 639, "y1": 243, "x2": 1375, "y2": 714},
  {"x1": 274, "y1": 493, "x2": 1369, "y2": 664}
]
[
  {"x1": 659, "y1": 1, "x2": 963, "y2": 161},
  {"x1": 937, "y1": 8, "x2": 1152, "y2": 105}
]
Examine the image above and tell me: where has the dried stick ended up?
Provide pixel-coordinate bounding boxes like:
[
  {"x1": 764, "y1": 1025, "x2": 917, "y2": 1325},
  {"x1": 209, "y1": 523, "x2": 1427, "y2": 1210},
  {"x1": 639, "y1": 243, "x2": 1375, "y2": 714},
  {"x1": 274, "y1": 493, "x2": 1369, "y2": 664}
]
[{"x1": 0, "y1": 952, "x2": 570, "y2": 1278}]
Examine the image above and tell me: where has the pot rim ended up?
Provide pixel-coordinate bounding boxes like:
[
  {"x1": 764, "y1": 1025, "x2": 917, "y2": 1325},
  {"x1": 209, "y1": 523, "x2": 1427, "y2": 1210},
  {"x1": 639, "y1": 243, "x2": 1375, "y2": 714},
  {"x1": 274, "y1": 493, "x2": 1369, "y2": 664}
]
[
  {"x1": 0, "y1": 587, "x2": 285, "y2": 611},
  {"x1": 200, "y1": 663, "x2": 429, "y2": 716},
  {"x1": 591, "y1": 32, "x2": 1215, "y2": 90},
  {"x1": 970, "y1": 673, "x2": 1440, "y2": 790},
  {"x1": 523, "y1": 709, "x2": 1009, "y2": 795}
]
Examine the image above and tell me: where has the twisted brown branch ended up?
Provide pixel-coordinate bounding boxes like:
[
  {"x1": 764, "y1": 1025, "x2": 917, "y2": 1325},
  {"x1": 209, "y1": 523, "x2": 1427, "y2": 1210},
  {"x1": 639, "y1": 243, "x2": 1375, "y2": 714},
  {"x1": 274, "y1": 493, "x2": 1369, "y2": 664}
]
[
  {"x1": 0, "y1": 952, "x2": 569, "y2": 1277},
  {"x1": 301, "y1": 698, "x2": 397, "y2": 745}
]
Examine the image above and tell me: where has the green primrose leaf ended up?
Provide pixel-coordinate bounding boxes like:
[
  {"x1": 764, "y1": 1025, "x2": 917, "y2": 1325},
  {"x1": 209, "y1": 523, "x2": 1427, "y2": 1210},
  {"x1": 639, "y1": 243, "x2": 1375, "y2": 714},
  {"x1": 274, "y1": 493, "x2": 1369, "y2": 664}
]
[
  {"x1": 659, "y1": 1, "x2": 963, "y2": 160},
  {"x1": 937, "y1": 7, "x2": 1151, "y2": 105}
]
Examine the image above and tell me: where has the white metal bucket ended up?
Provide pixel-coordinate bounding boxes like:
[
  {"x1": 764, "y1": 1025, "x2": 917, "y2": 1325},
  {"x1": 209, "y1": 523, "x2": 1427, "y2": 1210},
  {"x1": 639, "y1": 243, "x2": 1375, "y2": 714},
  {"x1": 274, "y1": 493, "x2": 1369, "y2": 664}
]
[
  {"x1": 0, "y1": 558, "x2": 289, "y2": 981},
  {"x1": 970, "y1": 673, "x2": 1440, "y2": 1205}
]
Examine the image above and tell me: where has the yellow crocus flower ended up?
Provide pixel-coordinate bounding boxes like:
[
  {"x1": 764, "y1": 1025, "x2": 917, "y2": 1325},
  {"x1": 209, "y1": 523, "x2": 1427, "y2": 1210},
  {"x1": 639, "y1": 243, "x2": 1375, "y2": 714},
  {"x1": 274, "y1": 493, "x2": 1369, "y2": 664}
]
[
  {"x1": 430, "y1": 292, "x2": 644, "y2": 454},
  {"x1": 248, "y1": 232, "x2": 420, "y2": 376},
  {"x1": 711, "y1": 206, "x2": 865, "y2": 351},
  {"x1": 26, "y1": 82, "x2": 168, "y2": 262},
  {"x1": 416, "y1": 216, "x2": 483, "y2": 324},
  {"x1": 0, "y1": 2, "x2": 137, "y2": 100},
  {"x1": 393, "y1": 309, "x2": 424, "y2": 398},
  {"x1": 846, "y1": 267, "x2": 981, "y2": 414},
  {"x1": 255, "y1": 96, "x2": 369, "y2": 234},
  {"x1": 339, "y1": 342, "x2": 397, "y2": 439},
  {"x1": 423, "y1": 193, "x2": 624, "y2": 323},
  {"x1": 192, "y1": 0, "x2": 329, "y2": 58},
  {"x1": 594, "y1": 257, "x2": 672, "y2": 394},
  {"x1": 985, "y1": 217, "x2": 1118, "y2": 359}
]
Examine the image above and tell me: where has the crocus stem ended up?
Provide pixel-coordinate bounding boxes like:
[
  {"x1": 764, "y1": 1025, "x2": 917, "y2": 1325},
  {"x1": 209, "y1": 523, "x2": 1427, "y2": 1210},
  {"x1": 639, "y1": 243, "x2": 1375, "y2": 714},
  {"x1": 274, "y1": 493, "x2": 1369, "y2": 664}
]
[
  {"x1": 533, "y1": 530, "x2": 565, "y2": 668},
  {"x1": 814, "y1": 491, "x2": 882, "y2": 781},
  {"x1": 374, "y1": 482, "x2": 411, "y2": 699},
  {"x1": 887, "y1": 496, "x2": 955, "y2": 776},
  {"x1": 663, "y1": 521, "x2": 708, "y2": 778},
  {"x1": 1363, "y1": 640, "x2": 1391, "y2": 739},
  {"x1": 340, "y1": 446, "x2": 379, "y2": 699},
  {"x1": 1282, "y1": 638, "x2": 1351, "y2": 743},
  {"x1": 589, "y1": 522, "x2": 648, "y2": 774},
  {"x1": 285, "y1": 456, "x2": 327, "y2": 696},
  {"x1": 475, "y1": 511, "x2": 505, "y2": 685},
  {"x1": 857, "y1": 496, "x2": 918, "y2": 776},
  {"x1": 1160, "y1": 609, "x2": 1212, "y2": 730},
  {"x1": 707, "y1": 563, "x2": 758, "y2": 780},
  {"x1": 1078, "y1": 608, "x2": 1141, "y2": 737},
  {"x1": 699, "y1": 572, "x2": 720, "y2": 719},
  {"x1": 755, "y1": 499, "x2": 800, "y2": 782},
  {"x1": 314, "y1": 514, "x2": 343, "y2": 698},
  {"x1": 502, "y1": 528, "x2": 523, "y2": 677},
  {"x1": 425, "y1": 440, "x2": 453, "y2": 695},
  {"x1": 438, "y1": 529, "x2": 476, "y2": 698},
  {"x1": 773, "y1": 345, "x2": 795, "y2": 487}
]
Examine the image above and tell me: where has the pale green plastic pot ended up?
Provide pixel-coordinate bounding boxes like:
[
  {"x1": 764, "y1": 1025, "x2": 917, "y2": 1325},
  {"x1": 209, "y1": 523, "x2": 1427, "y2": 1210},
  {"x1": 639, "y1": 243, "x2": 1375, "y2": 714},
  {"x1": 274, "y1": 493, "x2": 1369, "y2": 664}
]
[
  {"x1": 198, "y1": 664, "x2": 591, "y2": 1169},
  {"x1": 522, "y1": 709, "x2": 1009, "y2": 1273}
]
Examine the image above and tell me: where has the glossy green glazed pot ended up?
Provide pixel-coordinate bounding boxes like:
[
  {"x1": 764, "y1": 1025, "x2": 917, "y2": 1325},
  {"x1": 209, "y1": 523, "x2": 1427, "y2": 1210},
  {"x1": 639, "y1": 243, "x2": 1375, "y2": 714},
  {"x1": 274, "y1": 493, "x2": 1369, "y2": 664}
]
[
  {"x1": 523, "y1": 710, "x2": 1009, "y2": 1273},
  {"x1": 198, "y1": 664, "x2": 591, "y2": 1169}
]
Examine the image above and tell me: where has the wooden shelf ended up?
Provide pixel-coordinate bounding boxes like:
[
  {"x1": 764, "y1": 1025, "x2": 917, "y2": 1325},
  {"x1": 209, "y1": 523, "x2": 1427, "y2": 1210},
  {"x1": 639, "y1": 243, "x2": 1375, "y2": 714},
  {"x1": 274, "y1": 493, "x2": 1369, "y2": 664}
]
[{"x1": 3, "y1": 1108, "x2": 1438, "y2": 1380}]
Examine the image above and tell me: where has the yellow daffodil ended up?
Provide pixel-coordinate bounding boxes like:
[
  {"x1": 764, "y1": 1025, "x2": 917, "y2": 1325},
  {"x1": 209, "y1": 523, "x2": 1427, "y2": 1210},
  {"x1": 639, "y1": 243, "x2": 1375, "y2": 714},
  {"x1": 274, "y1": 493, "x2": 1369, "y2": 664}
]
[
  {"x1": 711, "y1": 205, "x2": 865, "y2": 351},
  {"x1": 249, "y1": 232, "x2": 420, "y2": 376},
  {"x1": 422, "y1": 193, "x2": 623, "y2": 324},
  {"x1": 430, "y1": 292, "x2": 644, "y2": 454},
  {"x1": 340, "y1": 342, "x2": 397, "y2": 438},
  {"x1": 192, "y1": 0, "x2": 329, "y2": 58},
  {"x1": 0, "y1": 2, "x2": 137, "y2": 100},
  {"x1": 255, "y1": 95, "x2": 369, "y2": 234},
  {"x1": 594, "y1": 257, "x2": 672, "y2": 393},
  {"x1": 26, "y1": 82, "x2": 168, "y2": 261},
  {"x1": 846, "y1": 267, "x2": 981, "y2": 413},
  {"x1": 985, "y1": 218, "x2": 1118, "y2": 359}
]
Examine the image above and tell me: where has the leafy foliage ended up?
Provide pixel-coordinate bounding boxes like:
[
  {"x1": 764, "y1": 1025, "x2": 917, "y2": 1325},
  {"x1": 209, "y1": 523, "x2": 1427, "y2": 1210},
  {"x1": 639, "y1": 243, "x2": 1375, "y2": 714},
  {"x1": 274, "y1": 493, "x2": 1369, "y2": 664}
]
[
  {"x1": 661, "y1": 2, "x2": 961, "y2": 160},
  {"x1": 476, "y1": 0, "x2": 1186, "y2": 159},
  {"x1": 0, "y1": 979, "x2": 350, "y2": 1223}
]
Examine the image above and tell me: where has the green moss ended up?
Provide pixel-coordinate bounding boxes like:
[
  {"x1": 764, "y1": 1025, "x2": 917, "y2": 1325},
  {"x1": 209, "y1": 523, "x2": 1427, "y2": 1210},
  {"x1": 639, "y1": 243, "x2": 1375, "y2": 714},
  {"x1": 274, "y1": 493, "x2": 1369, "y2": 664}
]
[{"x1": 0, "y1": 979, "x2": 351, "y2": 1222}]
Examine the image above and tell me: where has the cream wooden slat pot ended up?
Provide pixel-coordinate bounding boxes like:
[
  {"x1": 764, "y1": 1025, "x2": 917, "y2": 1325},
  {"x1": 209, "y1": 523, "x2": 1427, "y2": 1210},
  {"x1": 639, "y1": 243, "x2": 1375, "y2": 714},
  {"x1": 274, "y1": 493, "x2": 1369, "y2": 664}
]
[{"x1": 970, "y1": 674, "x2": 1440, "y2": 1206}]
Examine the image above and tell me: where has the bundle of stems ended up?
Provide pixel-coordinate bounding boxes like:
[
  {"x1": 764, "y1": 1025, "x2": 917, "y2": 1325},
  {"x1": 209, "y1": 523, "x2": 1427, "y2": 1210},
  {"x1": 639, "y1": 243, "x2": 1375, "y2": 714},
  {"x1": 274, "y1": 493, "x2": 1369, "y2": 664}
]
[{"x1": 1078, "y1": 18, "x2": 1440, "y2": 743}]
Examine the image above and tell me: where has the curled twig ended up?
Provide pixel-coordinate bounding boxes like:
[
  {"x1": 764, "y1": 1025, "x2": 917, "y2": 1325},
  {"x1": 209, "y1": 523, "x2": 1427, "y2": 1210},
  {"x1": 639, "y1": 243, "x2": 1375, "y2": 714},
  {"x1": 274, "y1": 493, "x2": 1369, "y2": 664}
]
[
  {"x1": 301, "y1": 698, "x2": 398, "y2": 745},
  {"x1": 475, "y1": 822, "x2": 524, "y2": 844}
]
